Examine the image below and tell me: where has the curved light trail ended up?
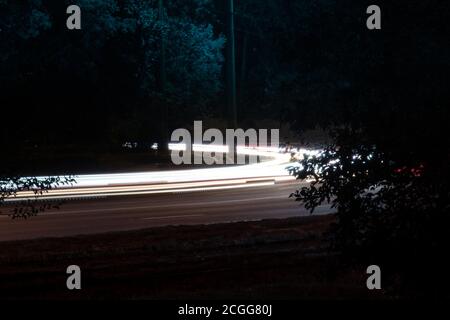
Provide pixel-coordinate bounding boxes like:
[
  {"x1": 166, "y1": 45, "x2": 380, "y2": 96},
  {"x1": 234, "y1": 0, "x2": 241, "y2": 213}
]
[{"x1": 5, "y1": 146, "x2": 318, "y2": 202}]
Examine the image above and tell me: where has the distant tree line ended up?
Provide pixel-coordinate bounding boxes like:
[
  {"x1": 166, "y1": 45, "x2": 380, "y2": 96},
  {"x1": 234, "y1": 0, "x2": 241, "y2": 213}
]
[
  {"x1": 0, "y1": 0, "x2": 225, "y2": 151},
  {"x1": 1, "y1": 0, "x2": 409, "y2": 151}
]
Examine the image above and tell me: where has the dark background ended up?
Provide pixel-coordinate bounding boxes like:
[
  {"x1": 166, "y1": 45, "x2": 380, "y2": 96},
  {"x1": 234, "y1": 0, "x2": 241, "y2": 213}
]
[{"x1": 1, "y1": 0, "x2": 449, "y2": 171}]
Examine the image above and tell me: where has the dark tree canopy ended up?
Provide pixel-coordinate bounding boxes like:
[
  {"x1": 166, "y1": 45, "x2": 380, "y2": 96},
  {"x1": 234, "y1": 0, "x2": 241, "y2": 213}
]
[{"x1": 0, "y1": 0, "x2": 224, "y2": 152}]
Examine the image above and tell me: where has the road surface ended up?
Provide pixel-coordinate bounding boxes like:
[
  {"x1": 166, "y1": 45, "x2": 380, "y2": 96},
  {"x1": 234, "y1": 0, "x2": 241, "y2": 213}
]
[
  {"x1": 0, "y1": 147, "x2": 331, "y2": 241},
  {"x1": 0, "y1": 179, "x2": 332, "y2": 241}
]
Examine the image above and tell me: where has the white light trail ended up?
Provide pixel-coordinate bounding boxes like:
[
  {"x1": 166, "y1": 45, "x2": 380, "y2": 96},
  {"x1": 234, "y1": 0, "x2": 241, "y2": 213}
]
[{"x1": 4, "y1": 146, "x2": 321, "y2": 201}]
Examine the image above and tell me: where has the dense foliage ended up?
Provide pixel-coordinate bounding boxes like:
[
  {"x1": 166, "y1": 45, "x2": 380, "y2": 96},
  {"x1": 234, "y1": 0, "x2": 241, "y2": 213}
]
[{"x1": 0, "y1": 0, "x2": 224, "y2": 149}]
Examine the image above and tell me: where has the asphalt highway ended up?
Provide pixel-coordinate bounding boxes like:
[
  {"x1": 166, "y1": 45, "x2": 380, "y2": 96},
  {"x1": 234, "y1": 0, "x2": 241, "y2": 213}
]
[
  {"x1": 0, "y1": 147, "x2": 333, "y2": 241},
  {"x1": 0, "y1": 179, "x2": 332, "y2": 241}
]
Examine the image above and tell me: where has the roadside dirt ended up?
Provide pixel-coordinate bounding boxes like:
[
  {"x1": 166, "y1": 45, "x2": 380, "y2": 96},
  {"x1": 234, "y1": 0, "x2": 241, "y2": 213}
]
[{"x1": 0, "y1": 215, "x2": 385, "y2": 300}]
